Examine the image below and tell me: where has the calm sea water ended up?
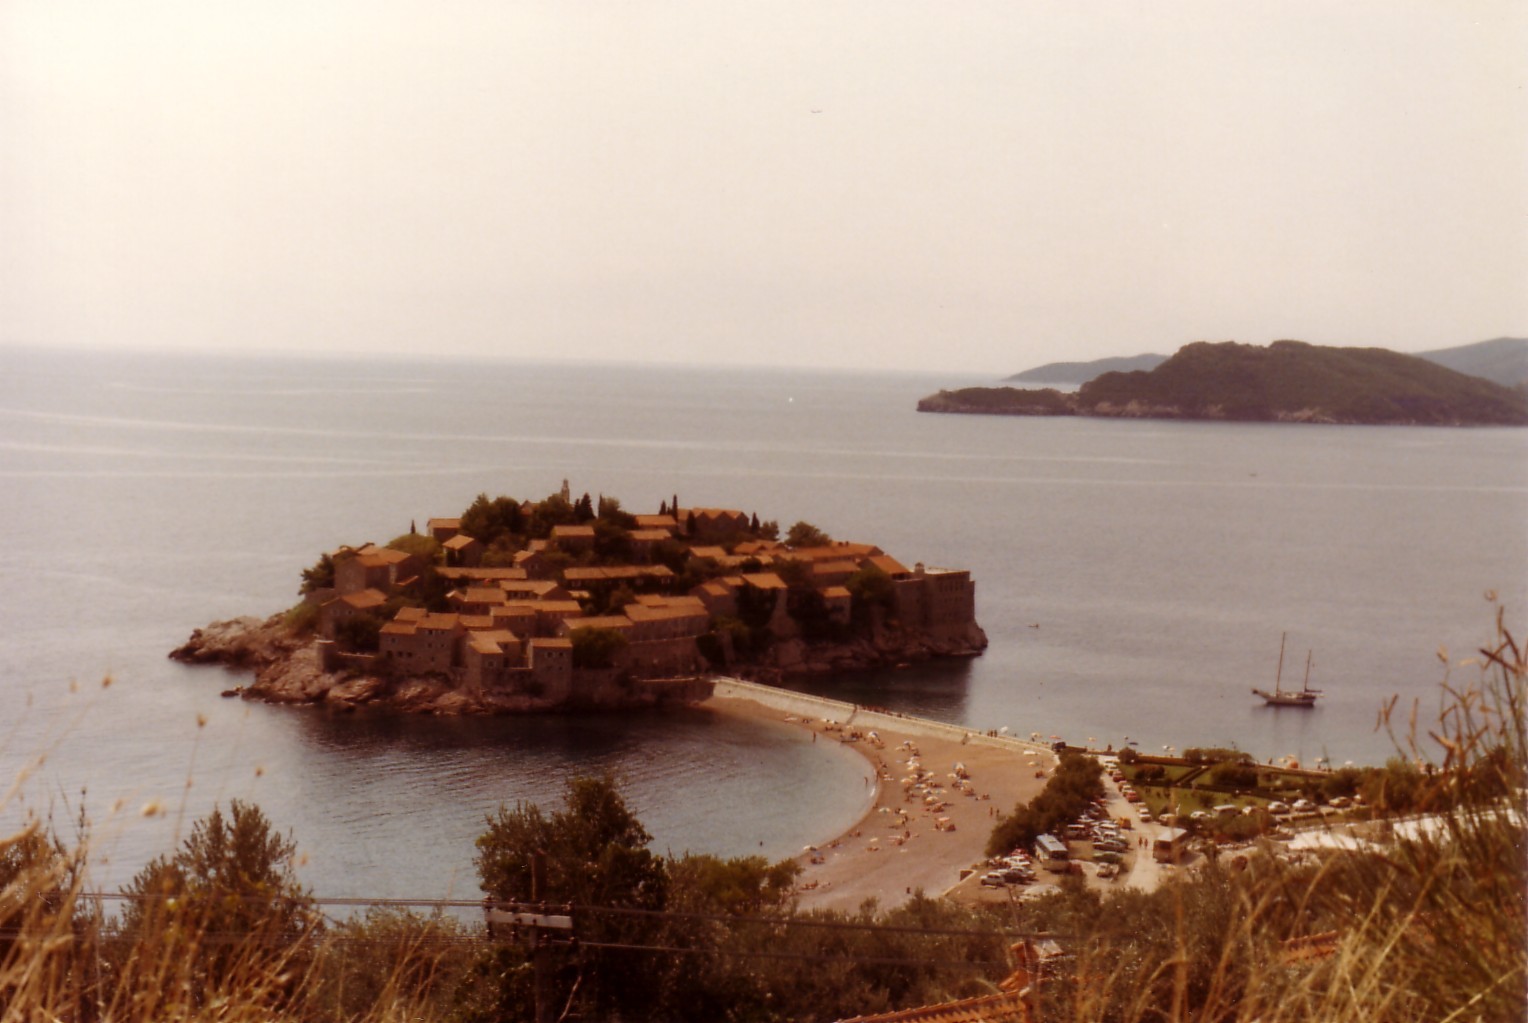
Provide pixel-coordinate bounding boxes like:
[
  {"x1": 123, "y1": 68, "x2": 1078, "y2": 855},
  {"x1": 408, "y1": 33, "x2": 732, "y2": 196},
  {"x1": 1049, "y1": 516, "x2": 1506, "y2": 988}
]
[{"x1": 2, "y1": 345, "x2": 1524, "y2": 898}]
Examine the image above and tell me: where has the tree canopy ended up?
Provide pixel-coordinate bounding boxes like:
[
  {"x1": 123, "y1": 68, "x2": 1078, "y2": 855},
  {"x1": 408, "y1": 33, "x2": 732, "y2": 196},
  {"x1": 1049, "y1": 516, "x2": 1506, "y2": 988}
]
[{"x1": 785, "y1": 520, "x2": 832, "y2": 548}]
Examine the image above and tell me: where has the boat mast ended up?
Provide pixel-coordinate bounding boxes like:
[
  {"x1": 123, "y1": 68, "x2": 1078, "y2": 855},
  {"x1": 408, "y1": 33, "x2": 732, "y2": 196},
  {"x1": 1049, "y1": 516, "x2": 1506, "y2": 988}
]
[
  {"x1": 1302, "y1": 651, "x2": 1313, "y2": 693},
  {"x1": 1274, "y1": 632, "x2": 1287, "y2": 696}
]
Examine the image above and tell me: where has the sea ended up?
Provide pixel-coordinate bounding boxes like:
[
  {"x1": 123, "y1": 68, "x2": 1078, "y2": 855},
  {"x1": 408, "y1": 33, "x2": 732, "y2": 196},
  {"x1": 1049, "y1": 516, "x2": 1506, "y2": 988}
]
[{"x1": 2, "y1": 344, "x2": 1524, "y2": 902}]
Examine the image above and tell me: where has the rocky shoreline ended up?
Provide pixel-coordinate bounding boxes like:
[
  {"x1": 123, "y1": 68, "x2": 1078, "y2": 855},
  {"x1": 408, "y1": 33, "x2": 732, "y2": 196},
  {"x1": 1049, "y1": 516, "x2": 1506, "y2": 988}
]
[{"x1": 170, "y1": 616, "x2": 988, "y2": 713}]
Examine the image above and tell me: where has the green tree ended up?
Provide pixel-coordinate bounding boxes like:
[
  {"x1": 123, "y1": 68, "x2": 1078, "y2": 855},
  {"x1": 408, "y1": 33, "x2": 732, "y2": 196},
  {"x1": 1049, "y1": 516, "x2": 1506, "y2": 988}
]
[
  {"x1": 117, "y1": 801, "x2": 316, "y2": 993},
  {"x1": 591, "y1": 517, "x2": 633, "y2": 562},
  {"x1": 666, "y1": 853, "x2": 799, "y2": 917},
  {"x1": 847, "y1": 563, "x2": 896, "y2": 625},
  {"x1": 528, "y1": 493, "x2": 576, "y2": 538},
  {"x1": 568, "y1": 626, "x2": 628, "y2": 669},
  {"x1": 298, "y1": 552, "x2": 335, "y2": 595},
  {"x1": 386, "y1": 531, "x2": 440, "y2": 562},
  {"x1": 460, "y1": 493, "x2": 525, "y2": 547},
  {"x1": 775, "y1": 557, "x2": 813, "y2": 589},
  {"x1": 785, "y1": 520, "x2": 832, "y2": 548},
  {"x1": 334, "y1": 614, "x2": 382, "y2": 652},
  {"x1": 596, "y1": 495, "x2": 637, "y2": 528},
  {"x1": 474, "y1": 776, "x2": 667, "y2": 1021}
]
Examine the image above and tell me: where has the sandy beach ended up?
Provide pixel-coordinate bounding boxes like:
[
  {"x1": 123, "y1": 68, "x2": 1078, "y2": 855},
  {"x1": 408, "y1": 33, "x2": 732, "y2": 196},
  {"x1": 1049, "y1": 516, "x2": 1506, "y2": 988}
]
[{"x1": 702, "y1": 680, "x2": 1056, "y2": 913}]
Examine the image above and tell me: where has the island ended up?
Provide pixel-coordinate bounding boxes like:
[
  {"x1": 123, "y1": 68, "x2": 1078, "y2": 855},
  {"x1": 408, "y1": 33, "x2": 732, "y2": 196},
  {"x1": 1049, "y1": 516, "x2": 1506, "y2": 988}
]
[
  {"x1": 171, "y1": 487, "x2": 988, "y2": 713},
  {"x1": 1006, "y1": 351, "x2": 1167, "y2": 386},
  {"x1": 921, "y1": 340, "x2": 1528, "y2": 426}
]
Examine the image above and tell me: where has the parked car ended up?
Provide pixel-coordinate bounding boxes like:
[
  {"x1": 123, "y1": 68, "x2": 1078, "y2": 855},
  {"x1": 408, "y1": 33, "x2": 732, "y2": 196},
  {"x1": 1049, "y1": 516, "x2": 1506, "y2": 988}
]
[
  {"x1": 1292, "y1": 799, "x2": 1316, "y2": 813},
  {"x1": 980, "y1": 872, "x2": 1007, "y2": 888}
]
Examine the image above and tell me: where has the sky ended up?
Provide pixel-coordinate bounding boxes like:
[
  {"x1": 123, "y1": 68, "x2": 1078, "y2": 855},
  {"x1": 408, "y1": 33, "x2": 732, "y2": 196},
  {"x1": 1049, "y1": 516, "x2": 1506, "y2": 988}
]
[{"x1": 3, "y1": 1, "x2": 1525, "y2": 375}]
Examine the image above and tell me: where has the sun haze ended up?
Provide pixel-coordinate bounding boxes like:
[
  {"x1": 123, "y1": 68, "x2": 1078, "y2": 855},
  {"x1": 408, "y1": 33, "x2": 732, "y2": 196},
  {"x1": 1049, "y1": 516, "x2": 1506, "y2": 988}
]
[{"x1": 3, "y1": 1, "x2": 1524, "y2": 373}]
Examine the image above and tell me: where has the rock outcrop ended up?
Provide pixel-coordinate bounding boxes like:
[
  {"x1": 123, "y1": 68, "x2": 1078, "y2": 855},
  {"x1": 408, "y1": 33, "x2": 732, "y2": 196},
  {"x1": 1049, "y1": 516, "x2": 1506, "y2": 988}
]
[{"x1": 171, "y1": 615, "x2": 987, "y2": 713}]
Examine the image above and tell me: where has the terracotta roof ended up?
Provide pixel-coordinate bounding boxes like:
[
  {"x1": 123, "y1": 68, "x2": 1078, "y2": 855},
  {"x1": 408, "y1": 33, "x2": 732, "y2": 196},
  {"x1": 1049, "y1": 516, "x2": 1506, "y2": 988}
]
[
  {"x1": 394, "y1": 606, "x2": 428, "y2": 622},
  {"x1": 462, "y1": 587, "x2": 506, "y2": 604},
  {"x1": 1282, "y1": 931, "x2": 1341, "y2": 964},
  {"x1": 632, "y1": 514, "x2": 678, "y2": 530},
  {"x1": 624, "y1": 604, "x2": 706, "y2": 623},
  {"x1": 427, "y1": 518, "x2": 461, "y2": 530},
  {"x1": 459, "y1": 614, "x2": 495, "y2": 630},
  {"x1": 687, "y1": 545, "x2": 728, "y2": 560},
  {"x1": 782, "y1": 542, "x2": 881, "y2": 562},
  {"x1": 836, "y1": 991, "x2": 1030, "y2": 1023},
  {"x1": 380, "y1": 621, "x2": 416, "y2": 636},
  {"x1": 562, "y1": 565, "x2": 675, "y2": 582},
  {"x1": 629, "y1": 529, "x2": 673, "y2": 542},
  {"x1": 349, "y1": 546, "x2": 413, "y2": 567},
  {"x1": 866, "y1": 555, "x2": 910, "y2": 576},
  {"x1": 438, "y1": 567, "x2": 529, "y2": 582},
  {"x1": 468, "y1": 634, "x2": 504, "y2": 655},
  {"x1": 338, "y1": 588, "x2": 387, "y2": 610},
  {"x1": 418, "y1": 613, "x2": 461, "y2": 631},
  {"x1": 822, "y1": 585, "x2": 852, "y2": 599},
  {"x1": 564, "y1": 615, "x2": 633, "y2": 633},
  {"x1": 531, "y1": 637, "x2": 573, "y2": 649},
  {"x1": 550, "y1": 524, "x2": 596, "y2": 539},
  {"x1": 500, "y1": 580, "x2": 566, "y2": 597},
  {"x1": 742, "y1": 572, "x2": 788, "y2": 591},
  {"x1": 811, "y1": 559, "x2": 861, "y2": 576},
  {"x1": 468, "y1": 629, "x2": 520, "y2": 655},
  {"x1": 442, "y1": 534, "x2": 478, "y2": 551},
  {"x1": 633, "y1": 594, "x2": 707, "y2": 611}
]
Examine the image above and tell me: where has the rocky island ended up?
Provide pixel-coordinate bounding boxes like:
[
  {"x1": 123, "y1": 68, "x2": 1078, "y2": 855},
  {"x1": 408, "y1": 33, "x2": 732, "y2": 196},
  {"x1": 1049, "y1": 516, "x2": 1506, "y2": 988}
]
[
  {"x1": 172, "y1": 488, "x2": 987, "y2": 714},
  {"x1": 920, "y1": 340, "x2": 1528, "y2": 426}
]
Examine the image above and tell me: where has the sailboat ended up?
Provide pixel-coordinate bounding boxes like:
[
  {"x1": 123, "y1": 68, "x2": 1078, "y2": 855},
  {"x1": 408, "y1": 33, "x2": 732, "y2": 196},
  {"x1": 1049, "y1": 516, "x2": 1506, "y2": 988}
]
[{"x1": 1252, "y1": 633, "x2": 1322, "y2": 707}]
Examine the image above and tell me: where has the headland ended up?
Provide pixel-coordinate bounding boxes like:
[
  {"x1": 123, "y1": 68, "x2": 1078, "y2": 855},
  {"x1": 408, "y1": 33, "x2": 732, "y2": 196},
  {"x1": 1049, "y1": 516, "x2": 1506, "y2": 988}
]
[{"x1": 920, "y1": 339, "x2": 1528, "y2": 426}]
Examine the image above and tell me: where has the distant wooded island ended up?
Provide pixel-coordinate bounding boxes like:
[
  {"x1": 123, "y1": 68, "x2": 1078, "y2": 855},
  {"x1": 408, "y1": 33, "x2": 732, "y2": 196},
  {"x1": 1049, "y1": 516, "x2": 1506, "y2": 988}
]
[
  {"x1": 922, "y1": 340, "x2": 1528, "y2": 426},
  {"x1": 1006, "y1": 337, "x2": 1528, "y2": 390}
]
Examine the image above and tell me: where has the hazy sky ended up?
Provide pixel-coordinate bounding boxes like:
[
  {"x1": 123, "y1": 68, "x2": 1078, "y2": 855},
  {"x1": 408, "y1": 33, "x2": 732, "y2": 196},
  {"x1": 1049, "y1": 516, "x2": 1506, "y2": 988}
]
[{"x1": 3, "y1": 2, "x2": 1524, "y2": 374}]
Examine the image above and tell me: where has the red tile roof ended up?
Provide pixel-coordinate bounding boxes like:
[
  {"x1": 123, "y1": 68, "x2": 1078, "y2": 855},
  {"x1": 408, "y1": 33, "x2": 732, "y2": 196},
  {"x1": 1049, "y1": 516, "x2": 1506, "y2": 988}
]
[{"x1": 836, "y1": 991, "x2": 1030, "y2": 1023}]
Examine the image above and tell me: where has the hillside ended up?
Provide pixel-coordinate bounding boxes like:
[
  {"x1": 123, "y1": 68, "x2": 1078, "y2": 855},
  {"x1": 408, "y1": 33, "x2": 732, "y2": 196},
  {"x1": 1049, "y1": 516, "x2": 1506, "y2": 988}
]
[
  {"x1": 922, "y1": 340, "x2": 1528, "y2": 426},
  {"x1": 1006, "y1": 352, "x2": 1167, "y2": 385},
  {"x1": 1417, "y1": 336, "x2": 1528, "y2": 389}
]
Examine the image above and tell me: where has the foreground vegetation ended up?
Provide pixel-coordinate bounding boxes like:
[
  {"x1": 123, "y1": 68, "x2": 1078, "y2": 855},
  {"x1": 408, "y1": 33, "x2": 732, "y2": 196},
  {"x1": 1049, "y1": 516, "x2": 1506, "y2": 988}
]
[{"x1": 4, "y1": 611, "x2": 1523, "y2": 1020}]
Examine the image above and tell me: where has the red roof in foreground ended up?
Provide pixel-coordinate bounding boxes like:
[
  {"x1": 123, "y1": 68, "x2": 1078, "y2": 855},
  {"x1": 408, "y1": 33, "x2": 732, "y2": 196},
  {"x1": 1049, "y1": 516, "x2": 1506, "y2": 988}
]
[{"x1": 836, "y1": 991, "x2": 1030, "y2": 1023}]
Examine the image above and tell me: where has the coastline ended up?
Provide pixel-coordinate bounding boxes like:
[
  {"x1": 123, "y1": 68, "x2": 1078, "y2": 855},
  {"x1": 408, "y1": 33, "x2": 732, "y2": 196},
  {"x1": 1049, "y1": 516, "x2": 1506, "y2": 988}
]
[{"x1": 700, "y1": 679, "x2": 1056, "y2": 912}]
